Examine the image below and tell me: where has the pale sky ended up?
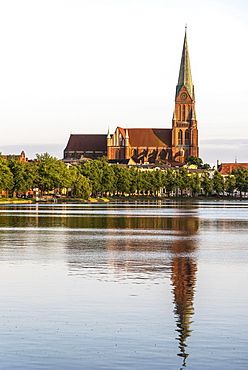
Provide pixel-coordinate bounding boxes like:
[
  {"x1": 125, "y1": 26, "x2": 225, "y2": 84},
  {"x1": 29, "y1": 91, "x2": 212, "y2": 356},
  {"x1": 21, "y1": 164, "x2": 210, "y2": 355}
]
[{"x1": 0, "y1": 0, "x2": 248, "y2": 164}]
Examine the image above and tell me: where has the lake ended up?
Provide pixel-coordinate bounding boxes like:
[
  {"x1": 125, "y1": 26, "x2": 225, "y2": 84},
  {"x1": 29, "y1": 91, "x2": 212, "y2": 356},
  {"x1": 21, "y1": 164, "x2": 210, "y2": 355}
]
[{"x1": 0, "y1": 200, "x2": 247, "y2": 369}]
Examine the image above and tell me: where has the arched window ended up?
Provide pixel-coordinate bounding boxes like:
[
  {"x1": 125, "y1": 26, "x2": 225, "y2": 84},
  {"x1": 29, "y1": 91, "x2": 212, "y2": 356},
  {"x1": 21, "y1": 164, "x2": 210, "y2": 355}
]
[
  {"x1": 178, "y1": 130, "x2": 182, "y2": 145},
  {"x1": 185, "y1": 129, "x2": 190, "y2": 145}
]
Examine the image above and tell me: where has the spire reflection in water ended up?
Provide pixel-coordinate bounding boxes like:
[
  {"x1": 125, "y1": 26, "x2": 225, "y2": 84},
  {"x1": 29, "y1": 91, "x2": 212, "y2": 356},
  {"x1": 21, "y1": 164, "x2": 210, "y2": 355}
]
[{"x1": 171, "y1": 235, "x2": 198, "y2": 368}]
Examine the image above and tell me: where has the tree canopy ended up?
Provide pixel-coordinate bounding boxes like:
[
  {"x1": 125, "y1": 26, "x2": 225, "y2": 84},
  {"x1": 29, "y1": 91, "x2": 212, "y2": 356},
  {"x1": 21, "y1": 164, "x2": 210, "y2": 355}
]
[{"x1": 0, "y1": 155, "x2": 247, "y2": 199}]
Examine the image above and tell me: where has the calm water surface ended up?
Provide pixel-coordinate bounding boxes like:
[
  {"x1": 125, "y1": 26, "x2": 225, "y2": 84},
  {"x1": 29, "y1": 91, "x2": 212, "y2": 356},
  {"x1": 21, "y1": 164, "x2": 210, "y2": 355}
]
[{"x1": 0, "y1": 200, "x2": 247, "y2": 369}]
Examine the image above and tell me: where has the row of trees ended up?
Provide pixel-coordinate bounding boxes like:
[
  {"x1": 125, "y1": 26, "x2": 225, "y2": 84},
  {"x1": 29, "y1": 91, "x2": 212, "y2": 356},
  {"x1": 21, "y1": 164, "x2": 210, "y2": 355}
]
[
  {"x1": 80, "y1": 160, "x2": 248, "y2": 197},
  {"x1": 0, "y1": 154, "x2": 92, "y2": 199},
  {"x1": 0, "y1": 154, "x2": 247, "y2": 198}
]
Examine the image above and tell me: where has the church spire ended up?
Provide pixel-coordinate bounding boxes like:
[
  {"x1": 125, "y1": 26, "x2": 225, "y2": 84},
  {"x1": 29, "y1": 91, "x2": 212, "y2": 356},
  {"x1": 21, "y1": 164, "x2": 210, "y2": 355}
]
[
  {"x1": 171, "y1": 27, "x2": 199, "y2": 162},
  {"x1": 176, "y1": 27, "x2": 194, "y2": 99}
]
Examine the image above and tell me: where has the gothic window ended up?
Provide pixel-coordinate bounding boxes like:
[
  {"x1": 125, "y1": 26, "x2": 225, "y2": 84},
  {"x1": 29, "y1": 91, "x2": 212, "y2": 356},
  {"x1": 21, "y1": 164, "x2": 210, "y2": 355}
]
[
  {"x1": 185, "y1": 129, "x2": 190, "y2": 145},
  {"x1": 178, "y1": 130, "x2": 182, "y2": 145}
]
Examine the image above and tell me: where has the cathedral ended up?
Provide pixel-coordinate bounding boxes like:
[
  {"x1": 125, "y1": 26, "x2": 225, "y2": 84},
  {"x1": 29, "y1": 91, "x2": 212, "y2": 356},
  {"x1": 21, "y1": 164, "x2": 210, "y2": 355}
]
[{"x1": 64, "y1": 29, "x2": 199, "y2": 164}]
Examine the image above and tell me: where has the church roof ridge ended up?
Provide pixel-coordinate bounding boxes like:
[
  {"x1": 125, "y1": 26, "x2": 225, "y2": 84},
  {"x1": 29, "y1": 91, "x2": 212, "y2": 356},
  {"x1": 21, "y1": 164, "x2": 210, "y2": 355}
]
[{"x1": 117, "y1": 127, "x2": 171, "y2": 131}]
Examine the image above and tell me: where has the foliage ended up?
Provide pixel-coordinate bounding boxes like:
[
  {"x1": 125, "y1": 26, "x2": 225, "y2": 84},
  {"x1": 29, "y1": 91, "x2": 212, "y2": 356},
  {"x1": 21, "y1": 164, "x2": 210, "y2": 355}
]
[
  {"x1": 0, "y1": 157, "x2": 13, "y2": 192},
  {"x1": 177, "y1": 168, "x2": 190, "y2": 194},
  {"x1": 231, "y1": 168, "x2": 248, "y2": 197},
  {"x1": 185, "y1": 156, "x2": 211, "y2": 170},
  {"x1": 162, "y1": 168, "x2": 177, "y2": 195},
  {"x1": 69, "y1": 166, "x2": 92, "y2": 199},
  {"x1": 201, "y1": 172, "x2": 213, "y2": 196},
  {"x1": 185, "y1": 156, "x2": 203, "y2": 168},
  {"x1": 80, "y1": 160, "x2": 115, "y2": 195},
  {"x1": 224, "y1": 175, "x2": 236, "y2": 196},
  {"x1": 212, "y1": 170, "x2": 225, "y2": 195},
  {"x1": 35, "y1": 153, "x2": 70, "y2": 194},
  {"x1": 0, "y1": 154, "x2": 248, "y2": 199},
  {"x1": 7, "y1": 158, "x2": 37, "y2": 195},
  {"x1": 189, "y1": 173, "x2": 201, "y2": 196}
]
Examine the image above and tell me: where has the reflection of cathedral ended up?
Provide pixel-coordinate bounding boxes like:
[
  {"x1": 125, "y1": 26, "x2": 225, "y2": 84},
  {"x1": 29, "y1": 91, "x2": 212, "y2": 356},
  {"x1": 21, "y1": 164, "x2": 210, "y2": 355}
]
[
  {"x1": 170, "y1": 232, "x2": 198, "y2": 367},
  {"x1": 65, "y1": 206, "x2": 199, "y2": 367},
  {"x1": 171, "y1": 255, "x2": 197, "y2": 366},
  {"x1": 64, "y1": 28, "x2": 199, "y2": 164}
]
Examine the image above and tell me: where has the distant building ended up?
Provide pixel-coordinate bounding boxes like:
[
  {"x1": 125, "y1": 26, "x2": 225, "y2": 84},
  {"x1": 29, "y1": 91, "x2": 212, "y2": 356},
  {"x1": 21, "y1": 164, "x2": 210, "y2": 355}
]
[
  {"x1": 218, "y1": 163, "x2": 248, "y2": 176},
  {"x1": 63, "y1": 28, "x2": 199, "y2": 165},
  {"x1": 64, "y1": 134, "x2": 107, "y2": 160},
  {"x1": 1, "y1": 151, "x2": 28, "y2": 162}
]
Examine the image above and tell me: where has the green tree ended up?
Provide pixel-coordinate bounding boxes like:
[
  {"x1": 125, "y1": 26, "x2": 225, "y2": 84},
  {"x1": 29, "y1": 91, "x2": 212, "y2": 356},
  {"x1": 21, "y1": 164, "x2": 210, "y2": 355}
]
[
  {"x1": 232, "y1": 168, "x2": 248, "y2": 197},
  {"x1": 185, "y1": 156, "x2": 203, "y2": 168},
  {"x1": 225, "y1": 175, "x2": 236, "y2": 196},
  {"x1": 35, "y1": 153, "x2": 69, "y2": 194},
  {"x1": 163, "y1": 169, "x2": 177, "y2": 196},
  {"x1": 129, "y1": 167, "x2": 138, "y2": 195},
  {"x1": 189, "y1": 173, "x2": 201, "y2": 196},
  {"x1": 115, "y1": 167, "x2": 131, "y2": 195},
  {"x1": 80, "y1": 160, "x2": 115, "y2": 195},
  {"x1": 201, "y1": 172, "x2": 213, "y2": 196},
  {"x1": 177, "y1": 168, "x2": 190, "y2": 195},
  {"x1": 136, "y1": 170, "x2": 148, "y2": 195},
  {"x1": 185, "y1": 156, "x2": 211, "y2": 170},
  {"x1": 202, "y1": 163, "x2": 211, "y2": 170},
  {"x1": 212, "y1": 171, "x2": 225, "y2": 195},
  {"x1": 7, "y1": 158, "x2": 37, "y2": 196},
  {"x1": 69, "y1": 166, "x2": 92, "y2": 199},
  {"x1": 0, "y1": 157, "x2": 14, "y2": 195}
]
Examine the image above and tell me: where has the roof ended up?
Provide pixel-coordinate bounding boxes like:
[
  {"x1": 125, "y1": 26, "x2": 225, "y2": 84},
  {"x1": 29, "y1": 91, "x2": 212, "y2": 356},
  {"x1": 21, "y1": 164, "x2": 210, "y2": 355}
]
[
  {"x1": 218, "y1": 163, "x2": 248, "y2": 175},
  {"x1": 108, "y1": 159, "x2": 131, "y2": 165},
  {"x1": 64, "y1": 134, "x2": 107, "y2": 152},
  {"x1": 117, "y1": 127, "x2": 172, "y2": 147},
  {"x1": 176, "y1": 28, "x2": 194, "y2": 99}
]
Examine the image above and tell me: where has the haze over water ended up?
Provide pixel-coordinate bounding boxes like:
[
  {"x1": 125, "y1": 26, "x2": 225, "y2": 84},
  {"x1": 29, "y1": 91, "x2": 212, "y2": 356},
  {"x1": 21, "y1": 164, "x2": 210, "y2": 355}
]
[{"x1": 0, "y1": 201, "x2": 247, "y2": 369}]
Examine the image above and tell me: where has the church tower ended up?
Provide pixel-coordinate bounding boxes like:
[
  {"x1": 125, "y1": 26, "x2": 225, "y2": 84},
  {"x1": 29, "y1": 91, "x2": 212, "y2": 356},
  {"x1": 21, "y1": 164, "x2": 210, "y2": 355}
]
[{"x1": 172, "y1": 28, "x2": 199, "y2": 163}]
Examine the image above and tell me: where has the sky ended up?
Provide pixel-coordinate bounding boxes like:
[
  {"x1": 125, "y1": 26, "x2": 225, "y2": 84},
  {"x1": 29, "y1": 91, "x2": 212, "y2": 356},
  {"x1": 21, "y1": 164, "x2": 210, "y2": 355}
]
[{"x1": 0, "y1": 0, "x2": 248, "y2": 164}]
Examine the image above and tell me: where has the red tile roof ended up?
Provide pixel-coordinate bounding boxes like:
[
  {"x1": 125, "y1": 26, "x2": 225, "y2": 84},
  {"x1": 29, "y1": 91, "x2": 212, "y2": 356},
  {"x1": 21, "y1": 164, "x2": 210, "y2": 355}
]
[
  {"x1": 119, "y1": 128, "x2": 172, "y2": 147},
  {"x1": 218, "y1": 163, "x2": 248, "y2": 175}
]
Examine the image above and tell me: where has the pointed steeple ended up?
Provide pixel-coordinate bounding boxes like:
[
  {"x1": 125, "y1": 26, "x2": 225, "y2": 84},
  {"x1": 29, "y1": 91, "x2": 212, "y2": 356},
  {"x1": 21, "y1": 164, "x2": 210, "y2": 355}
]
[
  {"x1": 107, "y1": 126, "x2": 111, "y2": 139},
  {"x1": 176, "y1": 27, "x2": 194, "y2": 99},
  {"x1": 172, "y1": 109, "x2": 176, "y2": 121},
  {"x1": 125, "y1": 128, "x2": 129, "y2": 139}
]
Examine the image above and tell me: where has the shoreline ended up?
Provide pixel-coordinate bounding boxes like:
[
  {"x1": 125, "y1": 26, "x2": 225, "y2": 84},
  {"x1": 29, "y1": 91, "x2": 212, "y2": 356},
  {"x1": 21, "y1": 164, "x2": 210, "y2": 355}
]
[{"x1": 0, "y1": 196, "x2": 247, "y2": 204}]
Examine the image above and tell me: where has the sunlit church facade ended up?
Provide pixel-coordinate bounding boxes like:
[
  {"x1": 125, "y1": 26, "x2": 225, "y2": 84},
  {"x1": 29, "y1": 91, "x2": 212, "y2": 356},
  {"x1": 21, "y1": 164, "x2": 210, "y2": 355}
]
[{"x1": 64, "y1": 29, "x2": 199, "y2": 165}]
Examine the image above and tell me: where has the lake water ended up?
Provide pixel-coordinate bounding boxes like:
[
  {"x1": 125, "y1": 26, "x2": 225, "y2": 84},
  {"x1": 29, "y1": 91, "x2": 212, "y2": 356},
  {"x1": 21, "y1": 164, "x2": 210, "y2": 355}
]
[{"x1": 0, "y1": 200, "x2": 247, "y2": 369}]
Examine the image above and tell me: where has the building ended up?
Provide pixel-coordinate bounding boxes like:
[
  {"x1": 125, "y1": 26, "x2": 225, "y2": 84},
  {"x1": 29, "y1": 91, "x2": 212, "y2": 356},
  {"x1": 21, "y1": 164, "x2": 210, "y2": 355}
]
[
  {"x1": 64, "y1": 134, "x2": 107, "y2": 161},
  {"x1": 1, "y1": 151, "x2": 28, "y2": 162},
  {"x1": 64, "y1": 28, "x2": 199, "y2": 164},
  {"x1": 218, "y1": 162, "x2": 248, "y2": 176}
]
